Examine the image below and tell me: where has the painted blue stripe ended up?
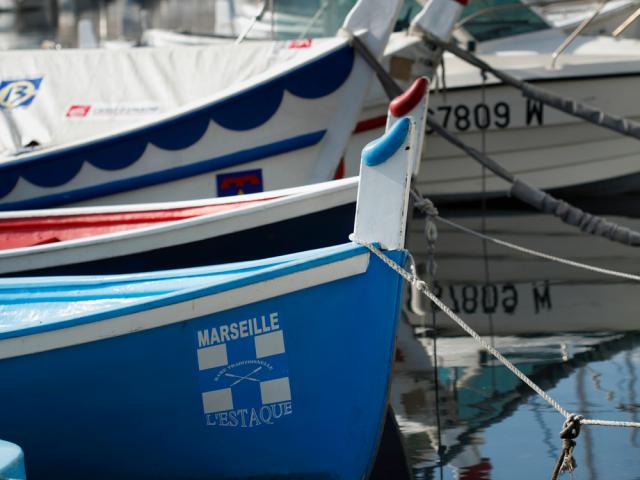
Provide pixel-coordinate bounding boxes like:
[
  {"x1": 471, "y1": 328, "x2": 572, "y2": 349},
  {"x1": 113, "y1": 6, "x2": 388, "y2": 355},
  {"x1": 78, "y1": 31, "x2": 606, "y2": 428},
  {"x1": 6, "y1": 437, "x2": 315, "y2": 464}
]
[
  {"x1": 0, "y1": 130, "x2": 326, "y2": 210},
  {"x1": 362, "y1": 117, "x2": 411, "y2": 166},
  {"x1": 0, "y1": 243, "x2": 371, "y2": 340}
]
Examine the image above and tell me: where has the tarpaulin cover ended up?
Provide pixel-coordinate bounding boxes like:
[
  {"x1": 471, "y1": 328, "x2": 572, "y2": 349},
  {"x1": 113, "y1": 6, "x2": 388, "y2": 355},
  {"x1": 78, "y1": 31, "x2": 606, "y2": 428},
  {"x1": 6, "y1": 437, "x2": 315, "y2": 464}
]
[{"x1": 0, "y1": 38, "x2": 337, "y2": 157}]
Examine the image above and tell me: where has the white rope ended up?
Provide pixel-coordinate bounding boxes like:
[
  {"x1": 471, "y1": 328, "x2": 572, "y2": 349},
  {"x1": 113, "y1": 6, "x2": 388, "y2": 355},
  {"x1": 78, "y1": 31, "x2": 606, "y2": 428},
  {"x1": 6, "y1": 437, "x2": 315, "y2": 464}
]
[
  {"x1": 435, "y1": 216, "x2": 640, "y2": 282},
  {"x1": 409, "y1": 189, "x2": 640, "y2": 282},
  {"x1": 350, "y1": 234, "x2": 640, "y2": 429}
]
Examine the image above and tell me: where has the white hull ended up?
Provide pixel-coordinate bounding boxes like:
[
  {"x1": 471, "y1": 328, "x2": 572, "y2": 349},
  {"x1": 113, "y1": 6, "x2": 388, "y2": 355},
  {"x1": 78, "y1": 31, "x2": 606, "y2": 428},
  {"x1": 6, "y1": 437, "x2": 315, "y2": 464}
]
[
  {"x1": 0, "y1": 178, "x2": 358, "y2": 275},
  {"x1": 347, "y1": 66, "x2": 640, "y2": 201},
  {"x1": 406, "y1": 212, "x2": 640, "y2": 335}
]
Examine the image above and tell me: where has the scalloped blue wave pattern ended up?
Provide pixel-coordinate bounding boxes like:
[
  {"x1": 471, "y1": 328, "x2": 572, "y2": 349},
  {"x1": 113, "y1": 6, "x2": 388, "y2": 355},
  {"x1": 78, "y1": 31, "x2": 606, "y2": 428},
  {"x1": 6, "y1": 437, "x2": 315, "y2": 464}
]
[{"x1": 0, "y1": 45, "x2": 354, "y2": 200}]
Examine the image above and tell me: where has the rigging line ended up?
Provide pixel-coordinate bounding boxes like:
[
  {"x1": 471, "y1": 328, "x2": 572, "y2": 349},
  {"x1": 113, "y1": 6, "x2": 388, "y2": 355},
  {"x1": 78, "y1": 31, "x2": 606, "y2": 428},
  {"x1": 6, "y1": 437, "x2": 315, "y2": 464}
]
[
  {"x1": 411, "y1": 188, "x2": 640, "y2": 282},
  {"x1": 434, "y1": 214, "x2": 640, "y2": 282},
  {"x1": 624, "y1": 350, "x2": 639, "y2": 446},
  {"x1": 418, "y1": 30, "x2": 640, "y2": 142},
  {"x1": 416, "y1": 206, "x2": 446, "y2": 479},
  {"x1": 297, "y1": 0, "x2": 329, "y2": 39},
  {"x1": 350, "y1": 234, "x2": 640, "y2": 430},
  {"x1": 577, "y1": 367, "x2": 598, "y2": 480},
  {"x1": 531, "y1": 396, "x2": 559, "y2": 460},
  {"x1": 479, "y1": 69, "x2": 497, "y2": 361},
  {"x1": 431, "y1": 305, "x2": 445, "y2": 480}
]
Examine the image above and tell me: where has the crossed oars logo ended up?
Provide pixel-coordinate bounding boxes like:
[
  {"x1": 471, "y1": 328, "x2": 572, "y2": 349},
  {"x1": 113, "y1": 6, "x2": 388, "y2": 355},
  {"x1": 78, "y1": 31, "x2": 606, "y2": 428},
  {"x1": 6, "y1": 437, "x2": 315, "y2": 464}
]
[{"x1": 225, "y1": 366, "x2": 263, "y2": 386}]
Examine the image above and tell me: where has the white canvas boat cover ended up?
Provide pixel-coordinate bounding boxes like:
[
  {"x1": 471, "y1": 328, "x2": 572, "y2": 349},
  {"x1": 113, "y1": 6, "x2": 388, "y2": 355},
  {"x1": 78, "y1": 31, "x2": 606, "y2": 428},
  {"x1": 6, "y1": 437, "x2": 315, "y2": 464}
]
[{"x1": 0, "y1": 38, "x2": 339, "y2": 157}]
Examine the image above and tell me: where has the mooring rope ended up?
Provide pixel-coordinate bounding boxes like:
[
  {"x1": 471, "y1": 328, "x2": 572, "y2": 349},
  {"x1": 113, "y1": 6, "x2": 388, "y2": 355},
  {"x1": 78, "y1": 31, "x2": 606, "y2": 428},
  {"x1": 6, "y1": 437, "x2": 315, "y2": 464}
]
[
  {"x1": 418, "y1": 30, "x2": 640, "y2": 142},
  {"x1": 550, "y1": 414, "x2": 582, "y2": 479},
  {"x1": 351, "y1": 234, "x2": 569, "y2": 415},
  {"x1": 350, "y1": 212, "x2": 640, "y2": 479},
  {"x1": 351, "y1": 233, "x2": 640, "y2": 431},
  {"x1": 411, "y1": 190, "x2": 640, "y2": 283},
  {"x1": 437, "y1": 213, "x2": 640, "y2": 282}
]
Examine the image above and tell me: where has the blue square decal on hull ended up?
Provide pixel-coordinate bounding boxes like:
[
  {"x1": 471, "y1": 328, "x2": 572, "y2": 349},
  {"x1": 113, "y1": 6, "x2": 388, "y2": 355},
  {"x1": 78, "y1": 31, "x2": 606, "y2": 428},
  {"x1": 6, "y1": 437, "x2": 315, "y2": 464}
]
[
  {"x1": 216, "y1": 169, "x2": 264, "y2": 197},
  {"x1": 0, "y1": 78, "x2": 43, "y2": 110},
  {"x1": 195, "y1": 311, "x2": 292, "y2": 428}
]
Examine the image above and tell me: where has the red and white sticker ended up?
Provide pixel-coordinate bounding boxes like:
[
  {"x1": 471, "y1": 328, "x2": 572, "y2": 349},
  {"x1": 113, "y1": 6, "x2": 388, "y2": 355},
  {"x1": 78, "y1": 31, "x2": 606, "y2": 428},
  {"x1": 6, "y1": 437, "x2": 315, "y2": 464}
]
[
  {"x1": 65, "y1": 102, "x2": 161, "y2": 120},
  {"x1": 287, "y1": 38, "x2": 312, "y2": 49},
  {"x1": 65, "y1": 105, "x2": 92, "y2": 118}
]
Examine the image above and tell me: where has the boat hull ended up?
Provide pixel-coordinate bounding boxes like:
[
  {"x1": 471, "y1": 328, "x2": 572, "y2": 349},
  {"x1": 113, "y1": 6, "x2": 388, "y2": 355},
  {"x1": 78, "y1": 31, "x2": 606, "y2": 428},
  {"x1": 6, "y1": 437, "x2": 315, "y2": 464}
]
[
  {"x1": 347, "y1": 72, "x2": 640, "y2": 202},
  {"x1": 1, "y1": 202, "x2": 356, "y2": 276},
  {"x1": 406, "y1": 211, "x2": 640, "y2": 335},
  {"x1": 0, "y1": 247, "x2": 407, "y2": 479},
  {"x1": 0, "y1": 179, "x2": 359, "y2": 276}
]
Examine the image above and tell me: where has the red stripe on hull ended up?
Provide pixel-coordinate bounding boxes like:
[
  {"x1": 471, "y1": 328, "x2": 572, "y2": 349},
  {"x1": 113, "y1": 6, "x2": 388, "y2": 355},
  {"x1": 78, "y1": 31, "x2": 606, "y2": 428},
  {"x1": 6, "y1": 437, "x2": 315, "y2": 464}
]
[{"x1": 0, "y1": 199, "x2": 276, "y2": 250}]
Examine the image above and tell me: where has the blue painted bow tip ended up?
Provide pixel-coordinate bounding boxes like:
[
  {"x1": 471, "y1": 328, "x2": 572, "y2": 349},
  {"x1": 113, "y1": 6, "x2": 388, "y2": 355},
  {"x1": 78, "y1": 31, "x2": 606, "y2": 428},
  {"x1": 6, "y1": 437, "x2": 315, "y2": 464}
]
[{"x1": 361, "y1": 117, "x2": 411, "y2": 167}]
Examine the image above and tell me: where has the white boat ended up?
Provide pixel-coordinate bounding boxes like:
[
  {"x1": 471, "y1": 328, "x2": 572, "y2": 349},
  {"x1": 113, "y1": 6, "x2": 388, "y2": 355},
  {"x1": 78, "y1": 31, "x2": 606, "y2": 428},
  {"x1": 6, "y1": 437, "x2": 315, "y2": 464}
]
[
  {"x1": 0, "y1": 0, "x2": 401, "y2": 209},
  {"x1": 87, "y1": 0, "x2": 640, "y2": 205},
  {"x1": 0, "y1": 178, "x2": 358, "y2": 275},
  {"x1": 5, "y1": 0, "x2": 640, "y2": 208},
  {"x1": 345, "y1": 0, "x2": 640, "y2": 203},
  {"x1": 405, "y1": 210, "x2": 640, "y2": 335},
  {"x1": 0, "y1": 77, "x2": 427, "y2": 281},
  {"x1": 530, "y1": 0, "x2": 640, "y2": 37},
  {"x1": 154, "y1": 0, "x2": 640, "y2": 204}
]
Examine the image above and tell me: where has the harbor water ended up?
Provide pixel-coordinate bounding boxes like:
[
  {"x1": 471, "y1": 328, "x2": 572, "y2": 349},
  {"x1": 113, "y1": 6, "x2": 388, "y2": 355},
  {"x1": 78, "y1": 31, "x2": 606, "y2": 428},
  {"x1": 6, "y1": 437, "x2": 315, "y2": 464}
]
[
  {"x1": 396, "y1": 210, "x2": 640, "y2": 478},
  {"x1": 395, "y1": 333, "x2": 640, "y2": 479}
]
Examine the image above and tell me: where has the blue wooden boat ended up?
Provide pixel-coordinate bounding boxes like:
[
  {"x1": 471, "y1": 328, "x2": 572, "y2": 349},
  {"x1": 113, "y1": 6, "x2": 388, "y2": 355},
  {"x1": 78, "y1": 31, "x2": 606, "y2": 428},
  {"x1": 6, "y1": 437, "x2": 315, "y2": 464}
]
[
  {"x1": 0, "y1": 113, "x2": 421, "y2": 478},
  {"x1": 0, "y1": 440, "x2": 26, "y2": 480}
]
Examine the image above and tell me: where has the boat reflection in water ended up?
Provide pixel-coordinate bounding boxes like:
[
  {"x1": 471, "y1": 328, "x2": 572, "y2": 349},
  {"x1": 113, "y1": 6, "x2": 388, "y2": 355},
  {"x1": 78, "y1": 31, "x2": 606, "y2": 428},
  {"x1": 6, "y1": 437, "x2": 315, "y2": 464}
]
[
  {"x1": 395, "y1": 210, "x2": 640, "y2": 479},
  {"x1": 394, "y1": 330, "x2": 640, "y2": 479}
]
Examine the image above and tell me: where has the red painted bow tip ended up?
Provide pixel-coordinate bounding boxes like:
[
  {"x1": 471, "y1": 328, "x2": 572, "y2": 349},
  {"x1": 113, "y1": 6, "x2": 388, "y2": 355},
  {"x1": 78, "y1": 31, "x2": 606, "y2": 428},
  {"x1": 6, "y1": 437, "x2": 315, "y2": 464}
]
[{"x1": 389, "y1": 77, "x2": 428, "y2": 118}]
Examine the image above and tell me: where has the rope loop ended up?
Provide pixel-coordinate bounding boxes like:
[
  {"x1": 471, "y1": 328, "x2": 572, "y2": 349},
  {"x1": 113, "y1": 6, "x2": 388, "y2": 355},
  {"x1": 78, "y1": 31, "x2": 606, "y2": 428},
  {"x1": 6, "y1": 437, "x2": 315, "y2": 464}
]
[
  {"x1": 414, "y1": 193, "x2": 439, "y2": 277},
  {"x1": 560, "y1": 414, "x2": 583, "y2": 441},
  {"x1": 415, "y1": 279, "x2": 429, "y2": 293},
  {"x1": 425, "y1": 219, "x2": 438, "y2": 245}
]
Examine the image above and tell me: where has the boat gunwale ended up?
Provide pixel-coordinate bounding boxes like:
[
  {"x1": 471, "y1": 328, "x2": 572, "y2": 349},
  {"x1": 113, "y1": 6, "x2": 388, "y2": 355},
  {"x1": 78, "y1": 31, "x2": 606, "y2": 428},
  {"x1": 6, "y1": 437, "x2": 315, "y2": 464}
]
[{"x1": 0, "y1": 243, "x2": 371, "y2": 346}]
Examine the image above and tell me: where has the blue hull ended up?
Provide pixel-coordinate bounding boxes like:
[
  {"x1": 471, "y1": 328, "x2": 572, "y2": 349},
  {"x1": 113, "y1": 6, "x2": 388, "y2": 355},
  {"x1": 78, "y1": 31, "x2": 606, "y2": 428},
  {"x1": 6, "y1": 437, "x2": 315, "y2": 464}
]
[
  {"x1": 0, "y1": 245, "x2": 406, "y2": 479},
  {"x1": 0, "y1": 439, "x2": 25, "y2": 480}
]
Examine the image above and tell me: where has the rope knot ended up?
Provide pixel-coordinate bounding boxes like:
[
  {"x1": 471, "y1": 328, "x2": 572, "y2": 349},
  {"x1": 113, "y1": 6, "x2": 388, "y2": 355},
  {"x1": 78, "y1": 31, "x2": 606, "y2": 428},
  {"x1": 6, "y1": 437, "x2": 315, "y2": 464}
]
[
  {"x1": 551, "y1": 414, "x2": 583, "y2": 479},
  {"x1": 560, "y1": 414, "x2": 583, "y2": 441},
  {"x1": 415, "y1": 197, "x2": 439, "y2": 218},
  {"x1": 414, "y1": 279, "x2": 428, "y2": 293}
]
